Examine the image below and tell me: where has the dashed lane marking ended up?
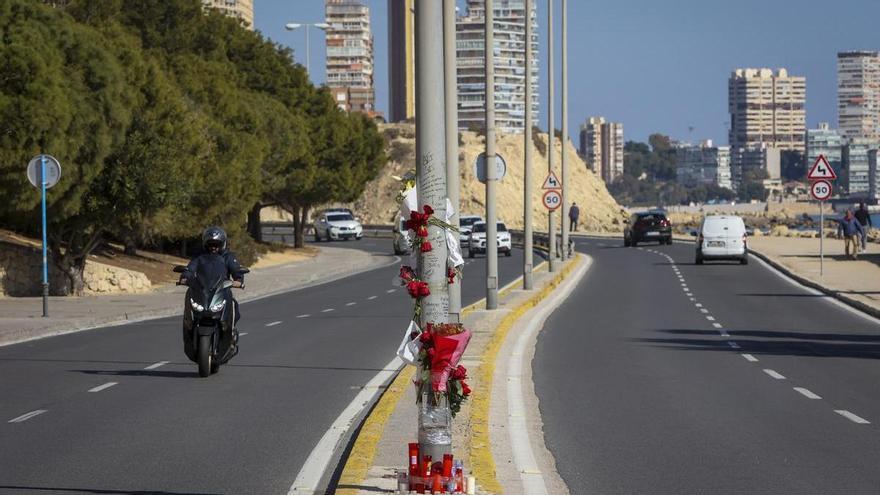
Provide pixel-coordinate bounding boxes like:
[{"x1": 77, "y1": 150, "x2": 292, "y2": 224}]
[
  {"x1": 346, "y1": 302, "x2": 357, "y2": 306},
  {"x1": 695, "y1": 303, "x2": 703, "y2": 308},
  {"x1": 8, "y1": 410, "x2": 47, "y2": 423},
  {"x1": 700, "y1": 308, "x2": 709, "y2": 314},
  {"x1": 712, "y1": 323, "x2": 723, "y2": 329},
  {"x1": 88, "y1": 382, "x2": 118, "y2": 393},
  {"x1": 297, "y1": 314, "x2": 310, "y2": 318},
  {"x1": 742, "y1": 354, "x2": 758, "y2": 362},
  {"x1": 266, "y1": 321, "x2": 282, "y2": 327},
  {"x1": 144, "y1": 361, "x2": 169, "y2": 370},
  {"x1": 322, "y1": 308, "x2": 335, "y2": 313},
  {"x1": 794, "y1": 387, "x2": 822, "y2": 400},
  {"x1": 763, "y1": 369, "x2": 786, "y2": 380},
  {"x1": 386, "y1": 289, "x2": 397, "y2": 294},
  {"x1": 835, "y1": 410, "x2": 870, "y2": 424},
  {"x1": 239, "y1": 332, "x2": 248, "y2": 336},
  {"x1": 367, "y1": 296, "x2": 378, "y2": 300},
  {"x1": 706, "y1": 316, "x2": 715, "y2": 321}
]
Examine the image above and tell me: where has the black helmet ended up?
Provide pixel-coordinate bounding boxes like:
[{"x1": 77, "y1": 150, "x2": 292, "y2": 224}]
[{"x1": 202, "y1": 226, "x2": 227, "y2": 253}]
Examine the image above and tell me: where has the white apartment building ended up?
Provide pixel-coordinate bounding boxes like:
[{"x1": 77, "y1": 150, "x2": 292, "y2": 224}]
[
  {"x1": 838, "y1": 51, "x2": 880, "y2": 142},
  {"x1": 456, "y1": 0, "x2": 539, "y2": 134},
  {"x1": 843, "y1": 138, "x2": 879, "y2": 197},
  {"x1": 326, "y1": 0, "x2": 378, "y2": 115},
  {"x1": 675, "y1": 140, "x2": 732, "y2": 190},
  {"x1": 806, "y1": 122, "x2": 843, "y2": 179},
  {"x1": 202, "y1": 0, "x2": 253, "y2": 29},
  {"x1": 578, "y1": 117, "x2": 624, "y2": 183},
  {"x1": 729, "y1": 68, "x2": 806, "y2": 153}
]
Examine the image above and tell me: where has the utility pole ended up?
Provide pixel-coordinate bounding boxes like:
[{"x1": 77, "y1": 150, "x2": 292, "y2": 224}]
[
  {"x1": 560, "y1": 0, "x2": 569, "y2": 261},
  {"x1": 415, "y1": 0, "x2": 451, "y2": 461},
  {"x1": 485, "y1": 0, "x2": 499, "y2": 309},
  {"x1": 523, "y1": 0, "x2": 534, "y2": 290},
  {"x1": 443, "y1": 0, "x2": 461, "y2": 322},
  {"x1": 547, "y1": 0, "x2": 557, "y2": 272}
]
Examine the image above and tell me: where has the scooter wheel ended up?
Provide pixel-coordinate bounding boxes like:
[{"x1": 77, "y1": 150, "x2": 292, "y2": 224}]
[{"x1": 197, "y1": 335, "x2": 211, "y2": 377}]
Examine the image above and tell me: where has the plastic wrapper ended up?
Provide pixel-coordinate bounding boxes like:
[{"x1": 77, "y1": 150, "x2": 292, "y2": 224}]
[{"x1": 418, "y1": 389, "x2": 452, "y2": 448}]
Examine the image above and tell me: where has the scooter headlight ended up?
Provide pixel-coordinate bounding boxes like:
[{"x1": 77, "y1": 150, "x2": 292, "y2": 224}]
[
  {"x1": 190, "y1": 299, "x2": 205, "y2": 312},
  {"x1": 209, "y1": 299, "x2": 227, "y2": 313}
]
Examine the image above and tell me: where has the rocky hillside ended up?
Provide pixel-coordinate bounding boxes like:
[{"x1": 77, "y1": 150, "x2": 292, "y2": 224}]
[{"x1": 350, "y1": 123, "x2": 628, "y2": 231}]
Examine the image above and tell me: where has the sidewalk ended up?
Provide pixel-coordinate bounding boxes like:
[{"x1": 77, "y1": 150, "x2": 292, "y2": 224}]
[
  {"x1": 335, "y1": 256, "x2": 584, "y2": 495},
  {"x1": 0, "y1": 246, "x2": 395, "y2": 347},
  {"x1": 748, "y1": 236, "x2": 880, "y2": 317}
]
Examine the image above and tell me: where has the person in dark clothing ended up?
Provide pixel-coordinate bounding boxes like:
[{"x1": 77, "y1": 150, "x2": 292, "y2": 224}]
[
  {"x1": 569, "y1": 202, "x2": 580, "y2": 231},
  {"x1": 837, "y1": 210, "x2": 865, "y2": 260},
  {"x1": 854, "y1": 202, "x2": 872, "y2": 250}
]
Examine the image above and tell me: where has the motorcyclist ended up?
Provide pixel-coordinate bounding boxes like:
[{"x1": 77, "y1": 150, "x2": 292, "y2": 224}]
[{"x1": 179, "y1": 227, "x2": 245, "y2": 360}]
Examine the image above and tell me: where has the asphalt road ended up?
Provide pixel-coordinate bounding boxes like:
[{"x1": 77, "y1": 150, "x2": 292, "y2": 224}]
[
  {"x1": 0, "y1": 238, "x2": 527, "y2": 495},
  {"x1": 535, "y1": 236, "x2": 880, "y2": 494}
]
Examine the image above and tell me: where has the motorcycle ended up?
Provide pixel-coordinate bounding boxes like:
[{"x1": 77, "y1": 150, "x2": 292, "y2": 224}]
[{"x1": 173, "y1": 264, "x2": 249, "y2": 377}]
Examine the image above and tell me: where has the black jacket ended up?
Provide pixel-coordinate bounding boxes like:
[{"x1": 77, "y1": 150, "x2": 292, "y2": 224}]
[
  {"x1": 569, "y1": 205, "x2": 580, "y2": 220},
  {"x1": 854, "y1": 208, "x2": 872, "y2": 227},
  {"x1": 185, "y1": 251, "x2": 244, "y2": 286}
]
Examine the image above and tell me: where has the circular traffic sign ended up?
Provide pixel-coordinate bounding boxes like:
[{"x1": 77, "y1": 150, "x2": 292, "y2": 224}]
[
  {"x1": 542, "y1": 189, "x2": 562, "y2": 210},
  {"x1": 27, "y1": 155, "x2": 62, "y2": 189},
  {"x1": 810, "y1": 180, "x2": 832, "y2": 201},
  {"x1": 474, "y1": 152, "x2": 507, "y2": 183}
]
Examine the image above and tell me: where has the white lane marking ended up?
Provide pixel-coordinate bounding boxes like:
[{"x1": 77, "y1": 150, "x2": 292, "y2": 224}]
[
  {"x1": 367, "y1": 296, "x2": 378, "y2": 300},
  {"x1": 297, "y1": 314, "x2": 310, "y2": 318},
  {"x1": 742, "y1": 354, "x2": 758, "y2": 362},
  {"x1": 727, "y1": 341, "x2": 741, "y2": 349},
  {"x1": 695, "y1": 303, "x2": 703, "y2": 308},
  {"x1": 712, "y1": 323, "x2": 723, "y2": 329},
  {"x1": 88, "y1": 382, "x2": 118, "y2": 393},
  {"x1": 239, "y1": 332, "x2": 249, "y2": 336},
  {"x1": 386, "y1": 289, "x2": 397, "y2": 294},
  {"x1": 266, "y1": 321, "x2": 282, "y2": 327},
  {"x1": 700, "y1": 308, "x2": 709, "y2": 314},
  {"x1": 144, "y1": 361, "x2": 169, "y2": 370},
  {"x1": 8, "y1": 409, "x2": 48, "y2": 423},
  {"x1": 287, "y1": 357, "x2": 403, "y2": 495},
  {"x1": 689, "y1": 297, "x2": 696, "y2": 301},
  {"x1": 794, "y1": 387, "x2": 822, "y2": 400},
  {"x1": 835, "y1": 410, "x2": 871, "y2": 424},
  {"x1": 346, "y1": 302, "x2": 357, "y2": 306},
  {"x1": 681, "y1": 283, "x2": 688, "y2": 287},
  {"x1": 706, "y1": 316, "x2": 715, "y2": 321},
  {"x1": 719, "y1": 330, "x2": 730, "y2": 337},
  {"x1": 685, "y1": 292, "x2": 692, "y2": 297},
  {"x1": 763, "y1": 369, "x2": 786, "y2": 380},
  {"x1": 321, "y1": 308, "x2": 335, "y2": 313}
]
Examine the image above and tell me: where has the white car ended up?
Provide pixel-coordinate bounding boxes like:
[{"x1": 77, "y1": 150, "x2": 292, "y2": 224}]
[
  {"x1": 695, "y1": 215, "x2": 748, "y2": 265},
  {"x1": 314, "y1": 212, "x2": 363, "y2": 241},
  {"x1": 459, "y1": 215, "x2": 483, "y2": 247},
  {"x1": 468, "y1": 221, "x2": 512, "y2": 258}
]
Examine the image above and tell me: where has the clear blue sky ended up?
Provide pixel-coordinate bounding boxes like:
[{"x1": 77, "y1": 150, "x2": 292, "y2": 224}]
[{"x1": 255, "y1": 0, "x2": 880, "y2": 145}]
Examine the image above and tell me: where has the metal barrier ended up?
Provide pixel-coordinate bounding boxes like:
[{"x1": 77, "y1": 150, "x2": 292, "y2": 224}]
[
  {"x1": 260, "y1": 222, "x2": 394, "y2": 245},
  {"x1": 510, "y1": 229, "x2": 574, "y2": 258}
]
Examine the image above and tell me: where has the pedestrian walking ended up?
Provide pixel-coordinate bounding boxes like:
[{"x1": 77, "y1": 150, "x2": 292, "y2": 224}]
[
  {"x1": 854, "y1": 202, "x2": 872, "y2": 251},
  {"x1": 837, "y1": 209, "x2": 865, "y2": 260},
  {"x1": 569, "y1": 202, "x2": 580, "y2": 232}
]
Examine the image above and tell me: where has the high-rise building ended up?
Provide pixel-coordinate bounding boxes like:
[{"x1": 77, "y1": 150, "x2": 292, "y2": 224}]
[
  {"x1": 578, "y1": 117, "x2": 624, "y2": 183},
  {"x1": 675, "y1": 140, "x2": 732, "y2": 190},
  {"x1": 326, "y1": 0, "x2": 378, "y2": 116},
  {"x1": 729, "y1": 145, "x2": 781, "y2": 191},
  {"x1": 202, "y1": 0, "x2": 254, "y2": 29},
  {"x1": 456, "y1": 0, "x2": 539, "y2": 134},
  {"x1": 843, "y1": 138, "x2": 879, "y2": 197},
  {"x1": 806, "y1": 122, "x2": 844, "y2": 180},
  {"x1": 838, "y1": 51, "x2": 880, "y2": 142},
  {"x1": 729, "y1": 68, "x2": 806, "y2": 153},
  {"x1": 388, "y1": 0, "x2": 415, "y2": 122}
]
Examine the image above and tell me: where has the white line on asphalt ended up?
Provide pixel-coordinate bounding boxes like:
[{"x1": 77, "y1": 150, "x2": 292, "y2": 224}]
[
  {"x1": 695, "y1": 303, "x2": 703, "y2": 308},
  {"x1": 763, "y1": 369, "x2": 786, "y2": 380},
  {"x1": 287, "y1": 356, "x2": 402, "y2": 495},
  {"x1": 346, "y1": 302, "x2": 357, "y2": 306},
  {"x1": 727, "y1": 341, "x2": 741, "y2": 349},
  {"x1": 386, "y1": 289, "x2": 397, "y2": 293},
  {"x1": 297, "y1": 314, "x2": 310, "y2": 318},
  {"x1": 719, "y1": 330, "x2": 730, "y2": 337},
  {"x1": 689, "y1": 297, "x2": 696, "y2": 301},
  {"x1": 742, "y1": 354, "x2": 758, "y2": 362},
  {"x1": 681, "y1": 283, "x2": 688, "y2": 287},
  {"x1": 266, "y1": 321, "x2": 282, "y2": 327},
  {"x1": 700, "y1": 308, "x2": 709, "y2": 314},
  {"x1": 835, "y1": 410, "x2": 871, "y2": 424},
  {"x1": 794, "y1": 387, "x2": 822, "y2": 400},
  {"x1": 685, "y1": 292, "x2": 692, "y2": 297},
  {"x1": 144, "y1": 361, "x2": 169, "y2": 370},
  {"x1": 8, "y1": 410, "x2": 47, "y2": 423},
  {"x1": 706, "y1": 316, "x2": 715, "y2": 321},
  {"x1": 712, "y1": 323, "x2": 723, "y2": 329},
  {"x1": 239, "y1": 332, "x2": 248, "y2": 336},
  {"x1": 321, "y1": 308, "x2": 335, "y2": 313},
  {"x1": 367, "y1": 296, "x2": 378, "y2": 300},
  {"x1": 88, "y1": 382, "x2": 118, "y2": 393}
]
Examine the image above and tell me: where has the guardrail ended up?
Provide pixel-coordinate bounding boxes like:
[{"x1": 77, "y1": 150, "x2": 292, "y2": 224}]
[
  {"x1": 510, "y1": 229, "x2": 574, "y2": 258},
  {"x1": 260, "y1": 222, "x2": 394, "y2": 245}
]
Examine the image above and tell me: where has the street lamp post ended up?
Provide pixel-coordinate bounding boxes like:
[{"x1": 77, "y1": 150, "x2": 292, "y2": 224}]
[{"x1": 284, "y1": 22, "x2": 330, "y2": 76}]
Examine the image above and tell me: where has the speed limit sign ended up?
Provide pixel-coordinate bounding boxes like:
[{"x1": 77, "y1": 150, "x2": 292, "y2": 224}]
[
  {"x1": 810, "y1": 180, "x2": 832, "y2": 201},
  {"x1": 542, "y1": 190, "x2": 562, "y2": 210}
]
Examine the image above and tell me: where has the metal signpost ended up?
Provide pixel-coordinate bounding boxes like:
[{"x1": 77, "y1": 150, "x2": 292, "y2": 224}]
[
  {"x1": 27, "y1": 154, "x2": 62, "y2": 317},
  {"x1": 807, "y1": 155, "x2": 836, "y2": 277},
  {"x1": 474, "y1": 153, "x2": 507, "y2": 183}
]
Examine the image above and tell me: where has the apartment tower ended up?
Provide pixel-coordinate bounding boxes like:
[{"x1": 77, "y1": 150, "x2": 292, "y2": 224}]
[
  {"x1": 579, "y1": 117, "x2": 624, "y2": 183},
  {"x1": 456, "y1": 0, "x2": 539, "y2": 134},
  {"x1": 838, "y1": 51, "x2": 880, "y2": 142},
  {"x1": 326, "y1": 0, "x2": 378, "y2": 115},
  {"x1": 388, "y1": 0, "x2": 415, "y2": 122},
  {"x1": 202, "y1": 0, "x2": 254, "y2": 29},
  {"x1": 728, "y1": 68, "x2": 806, "y2": 153}
]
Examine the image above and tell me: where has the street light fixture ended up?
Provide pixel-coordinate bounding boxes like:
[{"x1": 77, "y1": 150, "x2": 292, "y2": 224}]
[{"x1": 284, "y1": 22, "x2": 331, "y2": 77}]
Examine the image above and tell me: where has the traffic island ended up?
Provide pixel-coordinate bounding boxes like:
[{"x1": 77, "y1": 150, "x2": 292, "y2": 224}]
[{"x1": 334, "y1": 254, "x2": 588, "y2": 494}]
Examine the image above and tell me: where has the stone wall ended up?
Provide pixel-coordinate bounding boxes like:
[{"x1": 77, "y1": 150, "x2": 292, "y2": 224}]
[{"x1": 0, "y1": 241, "x2": 151, "y2": 297}]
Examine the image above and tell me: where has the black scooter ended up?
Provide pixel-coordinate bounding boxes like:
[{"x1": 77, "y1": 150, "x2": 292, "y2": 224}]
[{"x1": 173, "y1": 265, "x2": 249, "y2": 377}]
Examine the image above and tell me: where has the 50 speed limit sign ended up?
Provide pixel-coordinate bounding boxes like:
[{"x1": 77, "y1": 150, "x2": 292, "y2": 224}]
[
  {"x1": 542, "y1": 190, "x2": 562, "y2": 210},
  {"x1": 810, "y1": 180, "x2": 832, "y2": 201}
]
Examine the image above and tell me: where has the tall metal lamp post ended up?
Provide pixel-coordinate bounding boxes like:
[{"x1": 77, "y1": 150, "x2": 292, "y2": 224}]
[{"x1": 283, "y1": 22, "x2": 331, "y2": 77}]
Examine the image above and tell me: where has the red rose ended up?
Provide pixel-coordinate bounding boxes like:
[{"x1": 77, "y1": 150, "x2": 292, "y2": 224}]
[
  {"x1": 452, "y1": 365, "x2": 467, "y2": 380},
  {"x1": 419, "y1": 331, "x2": 433, "y2": 344},
  {"x1": 420, "y1": 241, "x2": 433, "y2": 253},
  {"x1": 462, "y1": 382, "x2": 471, "y2": 396},
  {"x1": 417, "y1": 226, "x2": 429, "y2": 238},
  {"x1": 423, "y1": 205, "x2": 434, "y2": 216},
  {"x1": 418, "y1": 283, "x2": 431, "y2": 297},
  {"x1": 447, "y1": 267, "x2": 456, "y2": 284},
  {"x1": 406, "y1": 280, "x2": 421, "y2": 298},
  {"x1": 400, "y1": 265, "x2": 415, "y2": 281}
]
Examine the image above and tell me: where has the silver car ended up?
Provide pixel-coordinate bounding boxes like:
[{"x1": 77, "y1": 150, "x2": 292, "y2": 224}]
[
  {"x1": 314, "y1": 212, "x2": 363, "y2": 241},
  {"x1": 458, "y1": 215, "x2": 483, "y2": 247},
  {"x1": 392, "y1": 217, "x2": 411, "y2": 255}
]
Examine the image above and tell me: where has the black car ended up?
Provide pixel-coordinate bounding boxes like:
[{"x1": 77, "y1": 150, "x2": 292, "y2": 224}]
[{"x1": 624, "y1": 211, "x2": 673, "y2": 246}]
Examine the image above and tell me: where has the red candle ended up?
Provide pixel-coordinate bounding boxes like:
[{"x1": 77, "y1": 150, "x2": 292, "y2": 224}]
[
  {"x1": 442, "y1": 454, "x2": 453, "y2": 478},
  {"x1": 408, "y1": 443, "x2": 420, "y2": 477}
]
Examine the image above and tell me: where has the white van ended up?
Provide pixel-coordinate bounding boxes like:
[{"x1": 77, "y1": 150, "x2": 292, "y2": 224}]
[{"x1": 695, "y1": 215, "x2": 748, "y2": 265}]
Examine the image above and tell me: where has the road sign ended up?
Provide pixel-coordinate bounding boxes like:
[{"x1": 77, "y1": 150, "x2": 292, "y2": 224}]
[
  {"x1": 474, "y1": 152, "x2": 507, "y2": 183},
  {"x1": 810, "y1": 180, "x2": 832, "y2": 201},
  {"x1": 542, "y1": 171, "x2": 562, "y2": 189},
  {"x1": 27, "y1": 155, "x2": 62, "y2": 189},
  {"x1": 807, "y1": 155, "x2": 837, "y2": 181},
  {"x1": 542, "y1": 190, "x2": 562, "y2": 210}
]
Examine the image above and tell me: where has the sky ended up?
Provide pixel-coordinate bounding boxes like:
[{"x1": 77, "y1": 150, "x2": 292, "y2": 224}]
[{"x1": 255, "y1": 0, "x2": 880, "y2": 145}]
